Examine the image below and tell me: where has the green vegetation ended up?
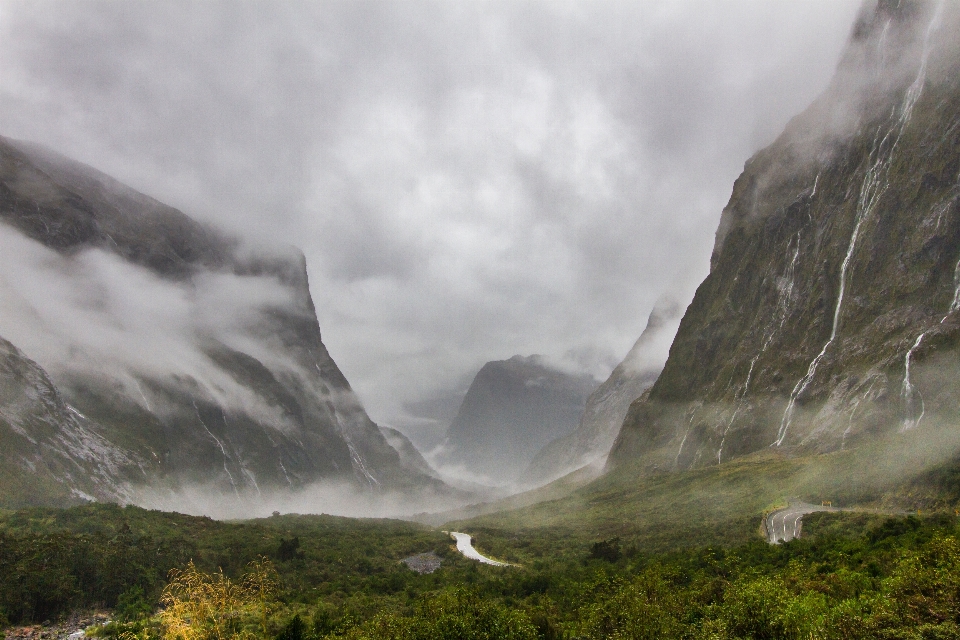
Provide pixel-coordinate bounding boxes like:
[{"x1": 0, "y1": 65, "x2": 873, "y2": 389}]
[
  {"x1": 2, "y1": 448, "x2": 959, "y2": 637},
  {"x1": 1, "y1": 499, "x2": 960, "y2": 638}
]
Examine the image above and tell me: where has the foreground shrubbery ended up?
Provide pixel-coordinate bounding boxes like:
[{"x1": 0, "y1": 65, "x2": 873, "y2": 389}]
[{"x1": 2, "y1": 505, "x2": 960, "y2": 638}]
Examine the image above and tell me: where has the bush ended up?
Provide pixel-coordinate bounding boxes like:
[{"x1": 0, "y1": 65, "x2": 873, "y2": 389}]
[{"x1": 344, "y1": 589, "x2": 538, "y2": 640}]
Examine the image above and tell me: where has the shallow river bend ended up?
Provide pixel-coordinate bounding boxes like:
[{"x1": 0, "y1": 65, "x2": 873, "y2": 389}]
[{"x1": 449, "y1": 531, "x2": 511, "y2": 566}]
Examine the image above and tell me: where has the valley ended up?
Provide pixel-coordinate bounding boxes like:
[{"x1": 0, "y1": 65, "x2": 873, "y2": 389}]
[{"x1": 2, "y1": 0, "x2": 960, "y2": 637}]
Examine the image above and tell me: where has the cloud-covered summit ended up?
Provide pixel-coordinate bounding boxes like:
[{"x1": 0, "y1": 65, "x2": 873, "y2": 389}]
[{"x1": 0, "y1": 0, "x2": 861, "y2": 438}]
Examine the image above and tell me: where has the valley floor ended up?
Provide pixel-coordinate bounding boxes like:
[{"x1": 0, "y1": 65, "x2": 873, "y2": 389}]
[{"x1": 2, "y1": 440, "x2": 960, "y2": 638}]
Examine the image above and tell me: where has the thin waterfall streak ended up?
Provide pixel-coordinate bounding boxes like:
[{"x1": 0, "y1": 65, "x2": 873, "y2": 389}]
[
  {"x1": 242, "y1": 467, "x2": 262, "y2": 497},
  {"x1": 842, "y1": 378, "x2": 878, "y2": 450},
  {"x1": 775, "y1": 21, "x2": 935, "y2": 448},
  {"x1": 278, "y1": 457, "x2": 293, "y2": 486},
  {"x1": 330, "y1": 408, "x2": 380, "y2": 488},
  {"x1": 131, "y1": 377, "x2": 152, "y2": 413},
  {"x1": 193, "y1": 401, "x2": 240, "y2": 499},
  {"x1": 675, "y1": 431, "x2": 689, "y2": 466},
  {"x1": 731, "y1": 228, "x2": 800, "y2": 456},
  {"x1": 677, "y1": 405, "x2": 699, "y2": 466},
  {"x1": 951, "y1": 257, "x2": 960, "y2": 313},
  {"x1": 719, "y1": 354, "x2": 759, "y2": 465},
  {"x1": 776, "y1": 349, "x2": 827, "y2": 447},
  {"x1": 876, "y1": 20, "x2": 891, "y2": 72},
  {"x1": 901, "y1": 333, "x2": 927, "y2": 431}
]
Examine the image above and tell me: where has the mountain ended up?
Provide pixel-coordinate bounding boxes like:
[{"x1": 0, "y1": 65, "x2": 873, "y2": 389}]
[
  {"x1": 379, "y1": 426, "x2": 441, "y2": 480},
  {"x1": 610, "y1": 0, "x2": 960, "y2": 472},
  {"x1": 0, "y1": 336, "x2": 139, "y2": 507},
  {"x1": 0, "y1": 135, "x2": 446, "y2": 509},
  {"x1": 521, "y1": 298, "x2": 682, "y2": 487},
  {"x1": 436, "y1": 355, "x2": 597, "y2": 483}
]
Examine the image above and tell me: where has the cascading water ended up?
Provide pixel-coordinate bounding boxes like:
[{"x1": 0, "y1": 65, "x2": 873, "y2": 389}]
[
  {"x1": 676, "y1": 403, "x2": 701, "y2": 467},
  {"x1": 330, "y1": 406, "x2": 380, "y2": 489},
  {"x1": 951, "y1": 257, "x2": 960, "y2": 313},
  {"x1": 842, "y1": 378, "x2": 880, "y2": 449},
  {"x1": 900, "y1": 220, "x2": 960, "y2": 431},
  {"x1": 193, "y1": 400, "x2": 241, "y2": 499},
  {"x1": 896, "y1": 2, "x2": 951, "y2": 432},
  {"x1": 719, "y1": 228, "x2": 804, "y2": 463},
  {"x1": 900, "y1": 334, "x2": 926, "y2": 430},
  {"x1": 775, "y1": 7, "x2": 940, "y2": 446}
]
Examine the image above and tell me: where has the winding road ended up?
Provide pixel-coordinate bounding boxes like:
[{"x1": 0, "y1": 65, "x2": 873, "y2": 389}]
[
  {"x1": 449, "y1": 531, "x2": 512, "y2": 566},
  {"x1": 764, "y1": 501, "x2": 837, "y2": 543}
]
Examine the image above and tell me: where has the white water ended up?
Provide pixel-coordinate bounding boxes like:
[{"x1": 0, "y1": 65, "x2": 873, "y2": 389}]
[
  {"x1": 900, "y1": 225, "x2": 960, "y2": 431},
  {"x1": 328, "y1": 400, "x2": 380, "y2": 489},
  {"x1": 718, "y1": 355, "x2": 757, "y2": 464},
  {"x1": 842, "y1": 377, "x2": 879, "y2": 449},
  {"x1": 449, "y1": 532, "x2": 511, "y2": 566},
  {"x1": 951, "y1": 257, "x2": 960, "y2": 313},
  {"x1": 775, "y1": 8, "x2": 939, "y2": 446},
  {"x1": 676, "y1": 402, "x2": 702, "y2": 466},
  {"x1": 675, "y1": 430, "x2": 689, "y2": 466},
  {"x1": 66, "y1": 404, "x2": 88, "y2": 421},
  {"x1": 722, "y1": 228, "x2": 802, "y2": 460},
  {"x1": 193, "y1": 400, "x2": 240, "y2": 499},
  {"x1": 278, "y1": 457, "x2": 293, "y2": 486},
  {"x1": 900, "y1": 334, "x2": 927, "y2": 430}
]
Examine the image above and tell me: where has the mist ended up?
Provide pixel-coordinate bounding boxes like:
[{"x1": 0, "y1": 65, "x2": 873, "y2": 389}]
[
  {"x1": 0, "y1": 222, "x2": 313, "y2": 426},
  {"x1": 132, "y1": 478, "x2": 471, "y2": 521},
  {"x1": 0, "y1": 0, "x2": 864, "y2": 441}
]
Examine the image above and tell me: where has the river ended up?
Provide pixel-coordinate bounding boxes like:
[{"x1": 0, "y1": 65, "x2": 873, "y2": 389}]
[{"x1": 449, "y1": 531, "x2": 511, "y2": 566}]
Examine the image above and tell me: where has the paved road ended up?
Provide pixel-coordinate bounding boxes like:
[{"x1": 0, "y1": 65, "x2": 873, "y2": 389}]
[
  {"x1": 764, "y1": 501, "x2": 837, "y2": 544},
  {"x1": 449, "y1": 532, "x2": 512, "y2": 566}
]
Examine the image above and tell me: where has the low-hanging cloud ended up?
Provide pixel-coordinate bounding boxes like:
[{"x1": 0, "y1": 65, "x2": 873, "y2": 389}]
[
  {"x1": 0, "y1": 223, "x2": 311, "y2": 426},
  {"x1": 0, "y1": 0, "x2": 864, "y2": 442}
]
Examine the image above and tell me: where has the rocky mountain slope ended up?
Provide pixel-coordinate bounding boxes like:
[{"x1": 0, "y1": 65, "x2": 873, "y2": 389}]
[
  {"x1": 522, "y1": 298, "x2": 682, "y2": 487},
  {"x1": 610, "y1": 0, "x2": 960, "y2": 472},
  {"x1": 0, "y1": 135, "x2": 445, "y2": 509},
  {"x1": 0, "y1": 336, "x2": 140, "y2": 507},
  {"x1": 437, "y1": 355, "x2": 597, "y2": 483}
]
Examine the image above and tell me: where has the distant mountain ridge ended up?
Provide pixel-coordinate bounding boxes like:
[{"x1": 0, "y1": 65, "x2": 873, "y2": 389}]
[
  {"x1": 610, "y1": 0, "x2": 960, "y2": 472},
  {"x1": 436, "y1": 355, "x2": 597, "y2": 484},
  {"x1": 0, "y1": 135, "x2": 448, "y2": 510},
  {"x1": 522, "y1": 298, "x2": 682, "y2": 487}
]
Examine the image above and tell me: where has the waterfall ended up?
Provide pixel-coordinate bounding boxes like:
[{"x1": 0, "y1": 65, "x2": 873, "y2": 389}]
[
  {"x1": 774, "y1": 7, "x2": 940, "y2": 447},
  {"x1": 951, "y1": 257, "x2": 960, "y2": 313},
  {"x1": 900, "y1": 334, "x2": 927, "y2": 430},
  {"x1": 194, "y1": 400, "x2": 241, "y2": 499},
  {"x1": 720, "y1": 228, "x2": 804, "y2": 460}
]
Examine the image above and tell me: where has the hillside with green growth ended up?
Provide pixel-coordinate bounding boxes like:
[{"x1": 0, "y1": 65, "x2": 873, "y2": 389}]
[{"x1": 3, "y1": 502, "x2": 960, "y2": 638}]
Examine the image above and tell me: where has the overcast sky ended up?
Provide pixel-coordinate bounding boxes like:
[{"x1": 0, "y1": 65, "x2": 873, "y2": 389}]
[{"x1": 0, "y1": 0, "x2": 863, "y2": 438}]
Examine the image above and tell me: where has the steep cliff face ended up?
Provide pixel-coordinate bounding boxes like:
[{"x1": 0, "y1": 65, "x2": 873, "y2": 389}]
[
  {"x1": 438, "y1": 355, "x2": 598, "y2": 483},
  {"x1": 521, "y1": 299, "x2": 682, "y2": 487},
  {"x1": 0, "y1": 136, "x2": 442, "y2": 506},
  {"x1": 0, "y1": 336, "x2": 139, "y2": 507},
  {"x1": 611, "y1": 0, "x2": 960, "y2": 471}
]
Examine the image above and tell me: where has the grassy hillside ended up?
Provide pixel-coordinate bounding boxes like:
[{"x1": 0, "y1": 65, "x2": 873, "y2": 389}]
[{"x1": 445, "y1": 425, "x2": 960, "y2": 564}]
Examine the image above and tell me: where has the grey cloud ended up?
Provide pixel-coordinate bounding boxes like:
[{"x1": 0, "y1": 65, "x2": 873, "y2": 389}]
[
  {"x1": 0, "y1": 225, "x2": 313, "y2": 427},
  {"x1": 0, "y1": 0, "x2": 862, "y2": 437}
]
